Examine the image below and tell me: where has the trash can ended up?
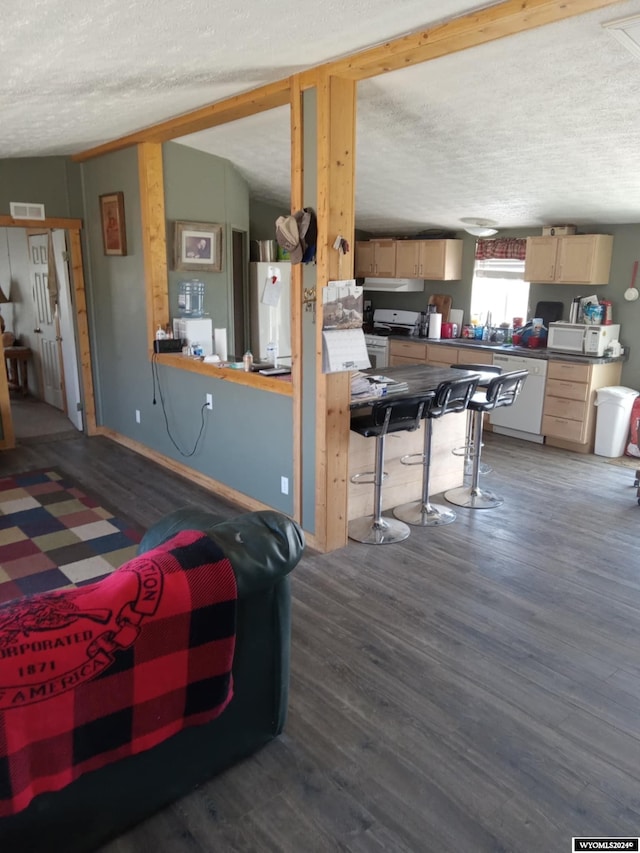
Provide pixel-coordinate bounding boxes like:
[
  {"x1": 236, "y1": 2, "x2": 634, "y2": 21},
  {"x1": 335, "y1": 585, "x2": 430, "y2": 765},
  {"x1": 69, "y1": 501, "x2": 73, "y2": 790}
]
[{"x1": 594, "y1": 386, "x2": 639, "y2": 457}]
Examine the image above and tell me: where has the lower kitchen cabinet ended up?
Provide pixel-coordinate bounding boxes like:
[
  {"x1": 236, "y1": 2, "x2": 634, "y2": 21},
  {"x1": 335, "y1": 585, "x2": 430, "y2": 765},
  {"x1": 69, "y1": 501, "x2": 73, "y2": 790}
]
[
  {"x1": 389, "y1": 339, "x2": 427, "y2": 366},
  {"x1": 542, "y1": 359, "x2": 622, "y2": 452},
  {"x1": 427, "y1": 344, "x2": 494, "y2": 368}
]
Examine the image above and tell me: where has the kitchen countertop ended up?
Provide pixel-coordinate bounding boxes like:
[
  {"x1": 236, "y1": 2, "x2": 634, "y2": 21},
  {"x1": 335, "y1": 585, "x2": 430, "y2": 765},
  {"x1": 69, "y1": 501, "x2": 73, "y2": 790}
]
[
  {"x1": 351, "y1": 364, "x2": 478, "y2": 408},
  {"x1": 387, "y1": 335, "x2": 627, "y2": 365}
]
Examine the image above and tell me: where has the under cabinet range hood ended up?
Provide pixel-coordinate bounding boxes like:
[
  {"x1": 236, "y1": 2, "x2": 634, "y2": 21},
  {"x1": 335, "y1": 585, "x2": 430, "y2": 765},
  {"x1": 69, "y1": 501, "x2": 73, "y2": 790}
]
[{"x1": 362, "y1": 277, "x2": 424, "y2": 292}]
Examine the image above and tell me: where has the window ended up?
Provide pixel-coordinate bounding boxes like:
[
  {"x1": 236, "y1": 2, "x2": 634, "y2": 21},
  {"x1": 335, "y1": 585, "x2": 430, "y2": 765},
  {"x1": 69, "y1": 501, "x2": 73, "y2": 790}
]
[{"x1": 470, "y1": 257, "x2": 529, "y2": 327}]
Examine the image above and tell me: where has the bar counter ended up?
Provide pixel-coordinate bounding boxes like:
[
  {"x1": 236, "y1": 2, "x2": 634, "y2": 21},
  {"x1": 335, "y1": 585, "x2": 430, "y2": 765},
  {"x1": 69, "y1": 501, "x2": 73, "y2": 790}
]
[{"x1": 348, "y1": 364, "x2": 478, "y2": 522}]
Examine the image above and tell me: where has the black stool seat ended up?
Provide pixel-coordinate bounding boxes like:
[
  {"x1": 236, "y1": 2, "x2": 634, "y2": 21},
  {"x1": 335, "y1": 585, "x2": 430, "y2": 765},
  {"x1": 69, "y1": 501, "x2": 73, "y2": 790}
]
[
  {"x1": 451, "y1": 363, "x2": 502, "y2": 476},
  {"x1": 393, "y1": 374, "x2": 479, "y2": 527},
  {"x1": 349, "y1": 392, "x2": 436, "y2": 545},
  {"x1": 445, "y1": 369, "x2": 528, "y2": 509}
]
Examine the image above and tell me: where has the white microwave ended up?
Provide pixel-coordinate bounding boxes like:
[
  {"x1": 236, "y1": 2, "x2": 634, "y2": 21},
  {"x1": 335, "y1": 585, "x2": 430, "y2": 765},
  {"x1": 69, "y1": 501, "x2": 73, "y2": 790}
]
[{"x1": 547, "y1": 322, "x2": 620, "y2": 356}]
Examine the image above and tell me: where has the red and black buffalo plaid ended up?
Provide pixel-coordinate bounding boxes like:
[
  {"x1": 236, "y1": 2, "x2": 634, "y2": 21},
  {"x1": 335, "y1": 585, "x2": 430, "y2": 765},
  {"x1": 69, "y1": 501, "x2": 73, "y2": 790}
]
[{"x1": 0, "y1": 529, "x2": 237, "y2": 816}]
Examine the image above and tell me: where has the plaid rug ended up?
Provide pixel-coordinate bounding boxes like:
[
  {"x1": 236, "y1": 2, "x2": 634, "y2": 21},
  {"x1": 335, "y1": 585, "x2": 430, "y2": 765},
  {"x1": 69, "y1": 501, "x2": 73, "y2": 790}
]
[{"x1": 0, "y1": 470, "x2": 143, "y2": 605}]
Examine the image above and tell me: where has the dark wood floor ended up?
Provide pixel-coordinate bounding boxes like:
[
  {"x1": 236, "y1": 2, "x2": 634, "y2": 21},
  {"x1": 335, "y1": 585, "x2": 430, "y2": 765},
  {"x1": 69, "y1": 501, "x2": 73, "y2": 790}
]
[{"x1": 3, "y1": 432, "x2": 640, "y2": 852}]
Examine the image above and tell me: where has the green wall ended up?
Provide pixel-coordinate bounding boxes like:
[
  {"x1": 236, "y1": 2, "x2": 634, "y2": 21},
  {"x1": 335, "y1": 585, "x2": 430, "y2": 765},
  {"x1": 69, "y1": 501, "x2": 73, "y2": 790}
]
[
  {"x1": 80, "y1": 144, "x2": 295, "y2": 514},
  {"x1": 0, "y1": 157, "x2": 82, "y2": 218},
  {"x1": 250, "y1": 198, "x2": 285, "y2": 242}
]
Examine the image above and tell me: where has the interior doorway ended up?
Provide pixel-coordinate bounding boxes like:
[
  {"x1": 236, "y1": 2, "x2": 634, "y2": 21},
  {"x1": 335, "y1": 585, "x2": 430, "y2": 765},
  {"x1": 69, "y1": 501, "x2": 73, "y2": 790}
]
[{"x1": 2, "y1": 226, "x2": 84, "y2": 441}]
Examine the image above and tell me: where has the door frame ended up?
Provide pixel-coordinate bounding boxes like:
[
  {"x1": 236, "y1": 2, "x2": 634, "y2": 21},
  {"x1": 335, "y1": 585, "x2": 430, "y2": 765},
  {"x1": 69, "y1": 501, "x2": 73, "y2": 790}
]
[{"x1": 0, "y1": 216, "x2": 96, "y2": 449}]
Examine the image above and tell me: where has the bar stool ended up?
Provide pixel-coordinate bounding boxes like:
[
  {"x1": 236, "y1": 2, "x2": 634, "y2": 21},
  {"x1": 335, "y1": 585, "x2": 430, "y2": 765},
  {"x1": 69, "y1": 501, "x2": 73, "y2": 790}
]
[
  {"x1": 348, "y1": 392, "x2": 436, "y2": 544},
  {"x1": 444, "y1": 369, "x2": 528, "y2": 509},
  {"x1": 451, "y1": 364, "x2": 502, "y2": 478},
  {"x1": 393, "y1": 374, "x2": 479, "y2": 527}
]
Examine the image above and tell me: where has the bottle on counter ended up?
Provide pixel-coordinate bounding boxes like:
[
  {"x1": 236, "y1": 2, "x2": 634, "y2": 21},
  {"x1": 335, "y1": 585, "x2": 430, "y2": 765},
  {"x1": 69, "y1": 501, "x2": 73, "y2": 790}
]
[
  {"x1": 243, "y1": 350, "x2": 253, "y2": 372},
  {"x1": 266, "y1": 341, "x2": 278, "y2": 366}
]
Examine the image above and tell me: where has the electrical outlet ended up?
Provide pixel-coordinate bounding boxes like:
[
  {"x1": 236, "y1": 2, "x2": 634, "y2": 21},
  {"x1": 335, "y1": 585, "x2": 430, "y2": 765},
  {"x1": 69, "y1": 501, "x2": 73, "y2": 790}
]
[
  {"x1": 280, "y1": 476, "x2": 289, "y2": 495},
  {"x1": 205, "y1": 394, "x2": 213, "y2": 410},
  {"x1": 135, "y1": 409, "x2": 141, "y2": 424}
]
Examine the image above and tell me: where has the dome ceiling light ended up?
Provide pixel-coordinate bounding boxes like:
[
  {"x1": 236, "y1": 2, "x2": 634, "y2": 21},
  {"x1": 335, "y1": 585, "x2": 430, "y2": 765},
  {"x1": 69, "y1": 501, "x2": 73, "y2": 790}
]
[{"x1": 460, "y1": 218, "x2": 499, "y2": 237}]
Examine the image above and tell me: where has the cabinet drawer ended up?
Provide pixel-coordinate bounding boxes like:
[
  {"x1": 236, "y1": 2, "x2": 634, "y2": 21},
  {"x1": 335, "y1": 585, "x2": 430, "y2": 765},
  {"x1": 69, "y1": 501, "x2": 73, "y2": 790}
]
[
  {"x1": 544, "y1": 396, "x2": 588, "y2": 421},
  {"x1": 389, "y1": 354, "x2": 422, "y2": 366},
  {"x1": 545, "y1": 378, "x2": 589, "y2": 402},
  {"x1": 548, "y1": 361, "x2": 591, "y2": 383},
  {"x1": 542, "y1": 414, "x2": 586, "y2": 443},
  {"x1": 427, "y1": 344, "x2": 456, "y2": 365},
  {"x1": 389, "y1": 340, "x2": 427, "y2": 361}
]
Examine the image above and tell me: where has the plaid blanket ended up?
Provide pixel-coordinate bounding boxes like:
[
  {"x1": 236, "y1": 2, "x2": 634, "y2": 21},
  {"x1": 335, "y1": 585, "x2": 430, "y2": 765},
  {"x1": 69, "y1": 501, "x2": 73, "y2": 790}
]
[{"x1": 0, "y1": 529, "x2": 237, "y2": 817}]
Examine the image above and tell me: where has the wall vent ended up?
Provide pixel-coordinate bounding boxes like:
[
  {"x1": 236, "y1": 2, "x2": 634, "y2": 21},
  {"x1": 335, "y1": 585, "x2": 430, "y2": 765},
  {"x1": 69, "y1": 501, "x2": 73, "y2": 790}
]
[{"x1": 10, "y1": 202, "x2": 46, "y2": 220}]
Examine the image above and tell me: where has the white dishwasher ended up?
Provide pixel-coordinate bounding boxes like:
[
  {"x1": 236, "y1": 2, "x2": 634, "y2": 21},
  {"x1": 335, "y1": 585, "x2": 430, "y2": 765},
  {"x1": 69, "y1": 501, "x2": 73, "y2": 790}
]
[{"x1": 490, "y1": 353, "x2": 548, "y2": 443}]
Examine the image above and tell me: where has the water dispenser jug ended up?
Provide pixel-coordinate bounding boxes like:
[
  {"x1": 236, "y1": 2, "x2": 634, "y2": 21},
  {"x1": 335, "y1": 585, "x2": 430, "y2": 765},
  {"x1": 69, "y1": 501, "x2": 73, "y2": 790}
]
[{"x1": 178, "y1": 279, "x2": 205, "y2": 317}]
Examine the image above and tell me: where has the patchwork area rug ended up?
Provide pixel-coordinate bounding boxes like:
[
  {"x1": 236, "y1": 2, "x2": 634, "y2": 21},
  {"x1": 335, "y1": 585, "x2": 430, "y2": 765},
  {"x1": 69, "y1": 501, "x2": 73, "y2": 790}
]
[{"x1": 0, "y1": 469, "x2": 143, "y2": 604}]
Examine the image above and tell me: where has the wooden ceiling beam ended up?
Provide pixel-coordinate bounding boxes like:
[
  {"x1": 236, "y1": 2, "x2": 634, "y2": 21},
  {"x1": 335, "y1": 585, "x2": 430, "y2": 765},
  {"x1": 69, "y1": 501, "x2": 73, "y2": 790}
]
[
  {"x1": 72, "y1": 79, "x2": 291, "y2": 162},
  {"x1": 330, "y1": 0, "x2": 624, "y2": 79}
]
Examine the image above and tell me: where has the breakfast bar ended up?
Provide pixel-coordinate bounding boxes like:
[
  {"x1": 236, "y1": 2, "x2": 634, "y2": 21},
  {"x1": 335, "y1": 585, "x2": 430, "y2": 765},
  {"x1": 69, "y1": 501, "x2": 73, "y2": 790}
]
[{"x1": 348, "y1": 364, "x2": 477, "y2": 522}]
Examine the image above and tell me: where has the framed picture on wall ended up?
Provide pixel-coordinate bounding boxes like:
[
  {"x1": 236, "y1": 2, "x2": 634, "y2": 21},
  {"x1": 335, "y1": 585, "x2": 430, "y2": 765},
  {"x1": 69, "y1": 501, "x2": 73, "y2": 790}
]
[
  {"x1": 173, "y1": 221, "x2": 223, "y2": 272},
  {"x1": 99, "y1": 192, "x2": 127, "y2": 256}
]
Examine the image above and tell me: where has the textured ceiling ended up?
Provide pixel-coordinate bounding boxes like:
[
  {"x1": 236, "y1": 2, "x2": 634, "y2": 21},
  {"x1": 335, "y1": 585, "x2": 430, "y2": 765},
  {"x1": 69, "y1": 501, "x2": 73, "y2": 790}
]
[{"x1": 4, "y1": 0, "x2": 640, "y2": 233}]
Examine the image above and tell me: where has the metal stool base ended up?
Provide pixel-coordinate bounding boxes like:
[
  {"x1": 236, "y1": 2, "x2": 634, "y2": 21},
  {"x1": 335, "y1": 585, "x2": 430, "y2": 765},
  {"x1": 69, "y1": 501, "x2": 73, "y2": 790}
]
[
  {"x1": 444, "y1": 485, "x2": 504, "y2": 509},
  {"x1": 393, "y1": 500, "x2": 456, "y2": 526},
  {"x1": 348, "y1": 516, "x2": 411, "y2": 545}
]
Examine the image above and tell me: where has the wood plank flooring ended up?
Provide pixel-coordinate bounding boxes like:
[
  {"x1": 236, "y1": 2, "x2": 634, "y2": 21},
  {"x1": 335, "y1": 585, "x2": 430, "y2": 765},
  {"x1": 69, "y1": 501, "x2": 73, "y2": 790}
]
[{"x1": 2, "y1": 432, "x2": 640, "y2": 851}]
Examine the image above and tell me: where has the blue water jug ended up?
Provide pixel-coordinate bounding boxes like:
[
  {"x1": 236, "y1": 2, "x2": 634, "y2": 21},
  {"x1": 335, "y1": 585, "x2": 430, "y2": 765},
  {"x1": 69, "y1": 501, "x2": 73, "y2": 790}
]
[{"x1": 178, "y1": 279, "x2": 204, "y2": 317}]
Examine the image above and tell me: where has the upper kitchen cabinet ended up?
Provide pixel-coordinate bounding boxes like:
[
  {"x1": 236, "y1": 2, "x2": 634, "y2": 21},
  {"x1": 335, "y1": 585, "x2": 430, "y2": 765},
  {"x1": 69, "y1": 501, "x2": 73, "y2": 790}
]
[
  {"x1": 357, "y1": 238, "x2": 463, "y2": 280},
  {"x1": 395, "y1": 239, "x2": 463, "y2": 280},
  {"x1": 524, "y1": 234, "x2": 613, "y2": 285},
  {"x1": 355, "y1": 239, "x2": 396, "y2": 278}
]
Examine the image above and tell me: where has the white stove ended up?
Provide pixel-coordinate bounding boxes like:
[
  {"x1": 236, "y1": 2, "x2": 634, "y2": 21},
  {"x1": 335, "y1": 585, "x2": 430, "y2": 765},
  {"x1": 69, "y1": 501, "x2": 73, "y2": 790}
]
[{"x1": 363, "y1": 309, "x2": 420, "y2": 369}]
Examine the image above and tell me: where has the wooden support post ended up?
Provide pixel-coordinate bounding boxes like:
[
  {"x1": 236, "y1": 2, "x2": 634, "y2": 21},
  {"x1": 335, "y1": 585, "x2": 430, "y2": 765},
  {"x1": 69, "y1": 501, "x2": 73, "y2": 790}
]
[
  {"x1": 138, "y1": 143, "x2": 169, "y2": 350},
  {"x1": 314, "y1": 72, "x2": 356, "y2": 552},
  {"x1": 68, "y1": 229, "x2": 97, "y2": 434}
]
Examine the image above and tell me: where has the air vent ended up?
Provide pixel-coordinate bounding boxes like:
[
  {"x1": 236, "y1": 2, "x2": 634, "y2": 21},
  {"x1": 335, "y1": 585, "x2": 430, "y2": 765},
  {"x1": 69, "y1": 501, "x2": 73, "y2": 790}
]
[{"x1": 10, "y1": 202, "x2": 45, "y2": 220}]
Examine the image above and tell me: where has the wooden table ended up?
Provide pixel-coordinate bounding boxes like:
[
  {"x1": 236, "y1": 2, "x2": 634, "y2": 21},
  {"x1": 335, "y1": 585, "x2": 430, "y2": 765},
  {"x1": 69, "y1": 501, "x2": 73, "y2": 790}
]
[{"x1": 4, "y1": 346, "x2": 31, "y2": 396}]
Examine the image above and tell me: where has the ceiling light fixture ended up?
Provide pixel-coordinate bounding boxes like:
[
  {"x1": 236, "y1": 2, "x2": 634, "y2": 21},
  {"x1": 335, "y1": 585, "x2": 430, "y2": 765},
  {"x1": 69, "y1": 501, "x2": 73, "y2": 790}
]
[{"x1": 460, "y1": 218, "x2": 499, "y2": 237}]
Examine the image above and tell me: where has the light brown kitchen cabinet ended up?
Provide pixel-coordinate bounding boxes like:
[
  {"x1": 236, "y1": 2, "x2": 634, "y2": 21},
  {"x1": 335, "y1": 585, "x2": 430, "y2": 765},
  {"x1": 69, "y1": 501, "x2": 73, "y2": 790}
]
[
  {"x1": 426, "y1": 344, "x2": 494, "y2": 368},
  {"x1": 542, "y1": 358, "x2": 622, "y2": 452},
  {"x1": 354, "y1": 239, "x2": 396, "y2": 278},
  {"x1": 389, "y1": 339, "x2": 427, "y2": 366},
  {"x1": 524, "y1": 234, "x2": 613, "y2": 285},
  {"x1": 394, "y1": 239, "x2": 463, "y2": 280}
]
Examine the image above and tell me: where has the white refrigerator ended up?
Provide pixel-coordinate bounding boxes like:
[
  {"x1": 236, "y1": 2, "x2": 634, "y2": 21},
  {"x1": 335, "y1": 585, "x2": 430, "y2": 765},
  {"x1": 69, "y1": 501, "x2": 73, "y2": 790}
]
[{"x1": 249, "y1": 262, "x2": 291, "y2": 363}]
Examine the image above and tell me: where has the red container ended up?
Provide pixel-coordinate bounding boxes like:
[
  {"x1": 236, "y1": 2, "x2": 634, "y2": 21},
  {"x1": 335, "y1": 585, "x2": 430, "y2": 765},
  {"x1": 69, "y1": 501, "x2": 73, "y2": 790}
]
[
  {"x1": 441, "y1": 322, "x2": 454, "y2": 339},
  {"x1": 512, "y1": 333, "x2": 522, "y2": 346},
  {"x1": 528, "y1": 336, "x2": 541, "y2": 348}
]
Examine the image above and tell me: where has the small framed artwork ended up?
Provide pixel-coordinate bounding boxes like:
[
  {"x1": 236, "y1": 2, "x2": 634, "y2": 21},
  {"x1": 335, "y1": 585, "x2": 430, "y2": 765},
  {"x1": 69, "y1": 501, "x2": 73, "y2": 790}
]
[
  {"x1": 173, "y1": 221, "x2": 223, "y2": 272},
  {"x1": 99, "y1": 192, "x2": 127, "y2": 256}
]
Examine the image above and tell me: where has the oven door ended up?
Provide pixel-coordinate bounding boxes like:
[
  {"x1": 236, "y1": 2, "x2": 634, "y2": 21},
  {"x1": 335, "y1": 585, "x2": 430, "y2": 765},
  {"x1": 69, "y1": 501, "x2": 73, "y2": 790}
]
[{"x1": 365, "y1": 340, "x2": 389, "y2": 369}]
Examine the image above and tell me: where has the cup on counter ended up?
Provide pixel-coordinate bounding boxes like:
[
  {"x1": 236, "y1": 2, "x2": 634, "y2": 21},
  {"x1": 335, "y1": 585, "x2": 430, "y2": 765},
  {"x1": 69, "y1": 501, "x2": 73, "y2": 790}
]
[
  {"x1": 512, "y1": 333, "x2": 522, "y2": 346},
  {"x1": 441, "y1": 322, "x2": 454, "y2": 339}
]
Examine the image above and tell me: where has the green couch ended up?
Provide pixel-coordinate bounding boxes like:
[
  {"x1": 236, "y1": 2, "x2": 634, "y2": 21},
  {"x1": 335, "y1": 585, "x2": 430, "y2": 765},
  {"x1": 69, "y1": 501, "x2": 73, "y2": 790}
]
[{"x1": 0, "y1": 508, "x2": 304, "y2": 853}]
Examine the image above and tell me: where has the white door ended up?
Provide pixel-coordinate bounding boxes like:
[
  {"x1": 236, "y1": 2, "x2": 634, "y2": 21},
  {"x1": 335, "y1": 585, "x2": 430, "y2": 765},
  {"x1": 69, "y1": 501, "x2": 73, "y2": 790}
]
[
  {"x1": 29, "y1": 233, "x2": 63, "y2": 410},
  {"x1": 52, "y1": 230, "x2": 83, "y2": 431}
]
